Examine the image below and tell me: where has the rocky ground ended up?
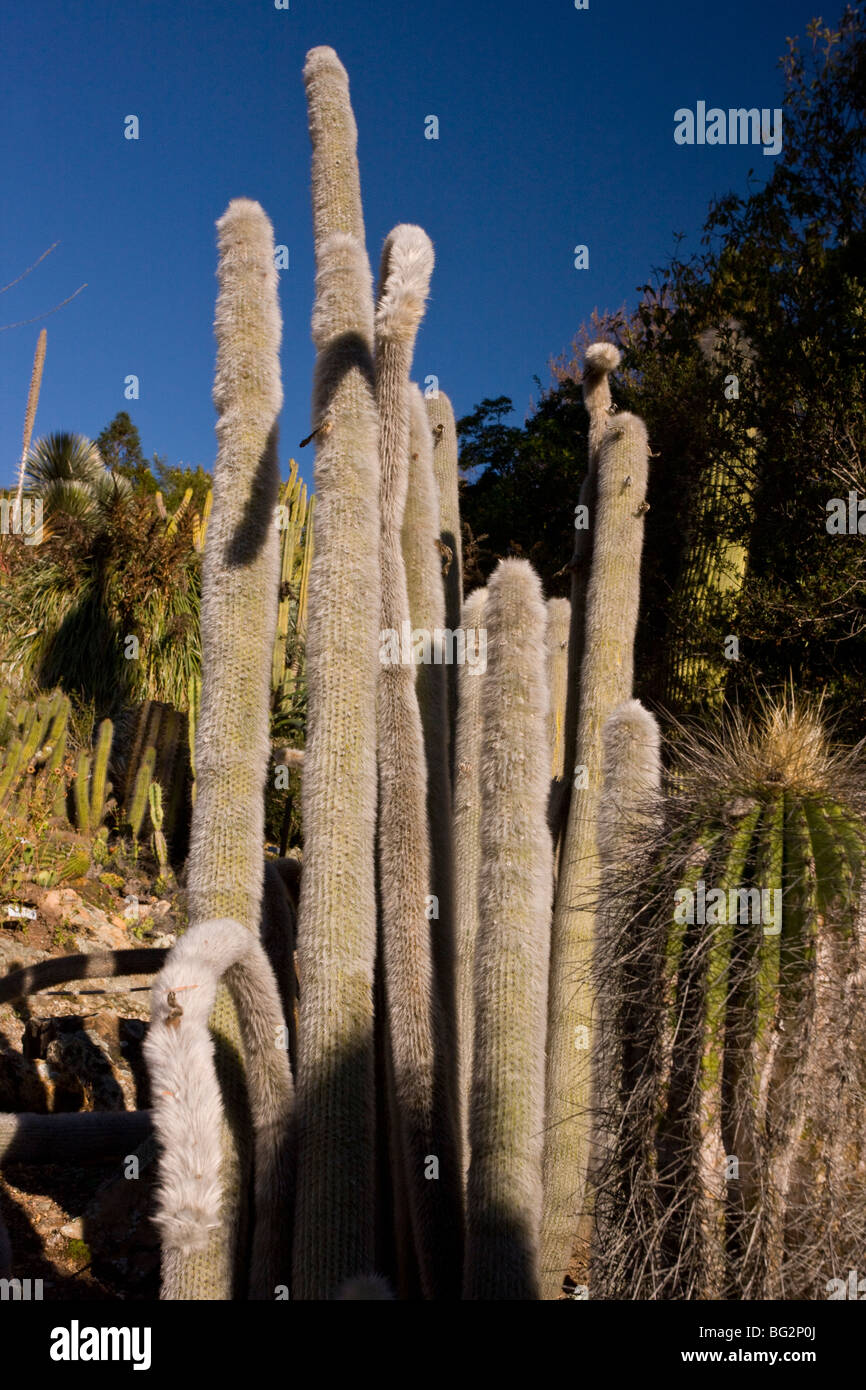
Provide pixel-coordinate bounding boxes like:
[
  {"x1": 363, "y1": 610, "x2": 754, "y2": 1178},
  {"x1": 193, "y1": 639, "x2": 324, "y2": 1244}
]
[{"x1": 0, "y1": 865, "x2": 180, "y2": 1300}]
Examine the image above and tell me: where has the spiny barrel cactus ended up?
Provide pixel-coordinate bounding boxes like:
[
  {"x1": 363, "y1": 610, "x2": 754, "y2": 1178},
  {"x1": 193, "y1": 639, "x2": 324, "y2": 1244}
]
[{"x1": 596, "y1": 698, "x2": 866, "y2": 1300}]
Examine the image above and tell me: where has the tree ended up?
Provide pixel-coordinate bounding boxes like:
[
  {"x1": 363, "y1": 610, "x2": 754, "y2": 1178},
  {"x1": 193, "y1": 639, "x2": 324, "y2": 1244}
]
[
  {"x1": 96, "y1": 412, "x2": 157, "y2": 495},
  {"x1": 460, "y1": 4, "x2": 866, "y2": 735}
]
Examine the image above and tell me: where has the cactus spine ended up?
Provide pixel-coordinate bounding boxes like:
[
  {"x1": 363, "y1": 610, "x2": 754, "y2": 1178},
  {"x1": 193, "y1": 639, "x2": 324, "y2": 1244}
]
[
  {"x1": 292, "y1": 45, "x2": 381, "y2": 1300},
  {"x1": 541, "y1": 401, "x2": 650, "y2": 1298},
  {"x1": 463, "y1": 559, "x2": 552, "y2": 1299}
]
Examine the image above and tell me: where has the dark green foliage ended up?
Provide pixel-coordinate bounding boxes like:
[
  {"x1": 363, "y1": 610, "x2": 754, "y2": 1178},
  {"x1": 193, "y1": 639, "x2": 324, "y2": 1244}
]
[{"x1": 459, "y1": 6, "x2": 866, "y2": 735}]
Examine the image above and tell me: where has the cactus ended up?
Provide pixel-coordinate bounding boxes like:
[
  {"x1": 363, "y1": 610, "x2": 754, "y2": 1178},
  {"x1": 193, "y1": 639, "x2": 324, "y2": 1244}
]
[
  {"x1": 403, "y1": 381, "x2": 460, "y2": 1176},
  {"x1": 463, "y1": 559, "x2": 553, "y2": 1299},
  {"x1": 192, "y1": 487, "x2": 213, "y2": 553},
  {"x1": 545, "y1": 597, "x2": 570, "y2": 783},
  {"x1": 148, "y1": 197, "x2": 286, "y2": 1301},
  {"x1": 165, "y1": 486, "x2": 193, "y2": 535},
  {"x1": 271, "y1": 461, "x2": 313, "y2": 722},
  {"x1": 373, "y1": 223, "x2": 463, "y2": 1299},
  {"x1": 292, "y1": 45, "x2": 381, "y2": 1301},
  {"x1": 541, "y1": 404, "x2": 650, "y2": 1298},
  {"x1": 453, "y1": 587, "x2": 488, "y2": 1171},
  {"x1": 89, "y1": 717, "x2": 113, "y2": 825},
  {"x1": 425, "y1": 389, "x2": 463, "y2": 766},
  {"x1": 119, "y1": 701, "x2": 192, "y2": 853},
  {"x1": 69, "y1": 718, "x2": 113, "y2": 833},
  {"x1": 590, "y1": 699, "x2": 662, "y2": 1280},
  {"x1": 595, "y1": 698, "x2": 866, "y2": 1300},
  {"x1": 148, "y1": 782, "x2": 169, "y2": 874},
  {"x1": 661, "y1": 330, "x2": 757, "y2": 714}
]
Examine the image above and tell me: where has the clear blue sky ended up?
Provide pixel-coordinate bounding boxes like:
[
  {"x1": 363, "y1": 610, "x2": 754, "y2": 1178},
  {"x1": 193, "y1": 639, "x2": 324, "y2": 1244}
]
[{"x1": 0, "y1": 0, "x2": 821, "y2": 492}]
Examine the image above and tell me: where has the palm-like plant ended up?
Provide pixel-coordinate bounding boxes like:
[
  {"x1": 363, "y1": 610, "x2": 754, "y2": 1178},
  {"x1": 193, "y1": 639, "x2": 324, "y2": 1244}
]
[
  {"x1": 1, "y1": 434, "x2": 200, "y2": 714},
  {"x1": 24, "y1": 432, "x2": 132, "y2": 533}
]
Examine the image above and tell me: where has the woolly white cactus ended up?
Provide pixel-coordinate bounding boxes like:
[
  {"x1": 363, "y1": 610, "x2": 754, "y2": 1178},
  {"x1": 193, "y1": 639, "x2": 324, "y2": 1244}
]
[
  {"x1": 464, "y1": 559, "x2": 553, "y2": 1299},
  {"x1": 144, "y1": 918, "x2": 292, "y2": 1299},
  {"x1": 541, "y1": 405, "x2": 650, "y2": 1299}
]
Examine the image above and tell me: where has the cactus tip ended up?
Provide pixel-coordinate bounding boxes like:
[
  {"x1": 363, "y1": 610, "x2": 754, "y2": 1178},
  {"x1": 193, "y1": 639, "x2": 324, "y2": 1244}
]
[{"x1": 584, "y1": 342, "x2": 621, "y2": 376}]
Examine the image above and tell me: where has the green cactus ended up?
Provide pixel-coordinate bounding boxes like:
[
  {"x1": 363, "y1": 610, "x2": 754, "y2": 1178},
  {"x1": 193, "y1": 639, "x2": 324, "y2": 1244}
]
[
  {"x1": 596, "y1": 699, "x2": 866, "y2": 1300},
  {"x1": 541, "y1": 391, "x2": 651, "y2": 1298},
  {"x1": 661, "y1": 330, "x2": 757, "y2": 715},
  {"x1": 148, "y1": 782, "x2": 169, "y2": 874},
  {"x1": 463, "y1": 559, "x2": 553, "y2": 1300},
  {"x1": 89, "y1": 717, "x2": 113, "y2": 826},
  {"x1": 126, "y1": 745, "x2": 156, "y2": 840},
  {"x1": 0, "y1": 738, "x2": 25, "y2": 808},
  {"x1": 72, "y1": 748, "x2": 91, "y2": 834},
  {"x1": 271, "y1": 461, "x2": 314, "y2": 725}
]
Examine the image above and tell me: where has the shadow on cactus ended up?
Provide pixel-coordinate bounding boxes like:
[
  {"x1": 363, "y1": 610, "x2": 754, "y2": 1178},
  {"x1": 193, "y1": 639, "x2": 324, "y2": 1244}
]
[{"x1": 592, "y1": 692, "x2": 866, "y2": 1300}]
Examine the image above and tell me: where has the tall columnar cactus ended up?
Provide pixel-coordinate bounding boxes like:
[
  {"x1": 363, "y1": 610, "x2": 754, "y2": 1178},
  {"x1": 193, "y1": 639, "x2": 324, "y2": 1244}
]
[
  {"x1": 403, "y1": 382, "x2": 460, "y2": 1152},
  {"x1": 271, "y1": 460, "x2": 314, "y2": 719},
  {"x1": 374, "y1": 224, "x2": 462, "y2": 1298},
  {"x1": 293, "y1": 44, "x2": 382, "y2": 1301},
  {"x1": 545, "y1": 597, "x2": 570, "y2": 782},
  {"x1": 425, "y1": 390, "x2": 463, "y2": 764},
  {"x1": 71, "y1": 717, "x2": 113, "y2": 833},
  {"x1": 661, "y1": 330, "x2": 757, "y2": 714},
  {"x1": 453, "y1": 587, "x2": 488, "y2": 1170},
  {"x1": 591, "y1": 699, "x2": 662, "y2": 1277},
  {"x1": 559, "y1": 343, "x2": 621, "y2": 819},
  {"x1": 463, "y1": 559, "x2": 552, "y2": 1299},
  {"x1": 148, "y1": 197, "x2": 287, "y2": 1301},
  {"x1": 541, "y1": 400, "x2": 650, "y2": 1298}
]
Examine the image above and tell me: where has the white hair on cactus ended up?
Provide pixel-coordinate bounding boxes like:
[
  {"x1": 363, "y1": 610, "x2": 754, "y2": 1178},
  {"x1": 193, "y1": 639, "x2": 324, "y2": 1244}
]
[
  {"x1": 375, "y1": 225, "x2": 435, "y2": 344},
  {"x1": 144, "y1": 919, "x2": 292, "y2": 1265},
  {"x1": 584, "y1": 341, "x2": 621, "y2": 377}
]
